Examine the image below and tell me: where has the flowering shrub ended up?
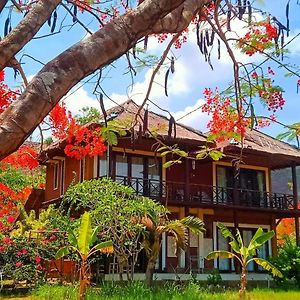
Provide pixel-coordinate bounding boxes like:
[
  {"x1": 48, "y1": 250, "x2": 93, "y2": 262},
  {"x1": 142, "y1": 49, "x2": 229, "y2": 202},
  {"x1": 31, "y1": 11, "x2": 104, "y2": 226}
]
[{"x1": 0, "y1": 236, "x2": 43, "y2": 283}]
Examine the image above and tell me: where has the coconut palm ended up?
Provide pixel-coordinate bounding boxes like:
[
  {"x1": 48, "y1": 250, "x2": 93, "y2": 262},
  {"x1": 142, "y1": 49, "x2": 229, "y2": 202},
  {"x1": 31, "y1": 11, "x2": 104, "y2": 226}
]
[
  {"x1": 142, "y1": 214, "x2": 205, "y2": 286},
  {"x1": 56, "y1": 212, "x2": 113, "y2": 300},
  {"x1": 206, "y1": 223, "x2": 283, "y2": 297}
]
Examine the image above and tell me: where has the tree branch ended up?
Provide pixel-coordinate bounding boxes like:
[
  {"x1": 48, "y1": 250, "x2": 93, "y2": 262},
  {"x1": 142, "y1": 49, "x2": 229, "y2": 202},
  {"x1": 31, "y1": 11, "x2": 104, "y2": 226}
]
[
  {"x1": 0, "y1": 0, "x2": 204, "y2": 159},
  {"x1": 0, "y1": 0, "x2": 61, "y2": 71}
]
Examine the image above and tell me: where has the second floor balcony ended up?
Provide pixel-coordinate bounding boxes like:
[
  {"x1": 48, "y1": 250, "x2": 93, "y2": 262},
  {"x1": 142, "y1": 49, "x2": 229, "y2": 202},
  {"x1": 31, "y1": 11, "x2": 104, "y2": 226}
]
[{"x1": 112, "y1": 176, "x2": 296, "y2": 212}]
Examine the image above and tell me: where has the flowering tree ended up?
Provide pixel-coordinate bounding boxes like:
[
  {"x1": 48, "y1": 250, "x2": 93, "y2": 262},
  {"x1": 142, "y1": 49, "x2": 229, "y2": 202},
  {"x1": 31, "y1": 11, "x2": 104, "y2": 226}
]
[{"x1": 0, "y1": 0, "x2": 298, "y2": 160}]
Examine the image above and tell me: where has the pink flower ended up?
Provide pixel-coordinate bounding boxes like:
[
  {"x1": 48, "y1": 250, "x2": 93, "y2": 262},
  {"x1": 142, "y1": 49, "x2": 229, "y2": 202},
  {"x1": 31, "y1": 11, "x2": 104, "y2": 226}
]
[
  {"x1": 49, "y1": 235, "x2": 57, "y2": 241},
  {"x1": 22, "y1": 249, "x2": 28, "y2": 255},
  {"x1": 35, "y1": 256, "x2": 41, "y2": 265},
  {"x1": 15, "y1": 261, "x2": 22, "y2": 267},
  {"x1": 3, "y1": 236, "x2": 12, "y2": 245},
  {"x1": 298, "y1": 79, "x2": 300, "y2": 86},
  {"x1": 0, "y1": 246, "x2": 5, "y2": 253},
  {"x1": 16, "y1": 251, "x2": 22, "y2": 256},
  {"x1": 7, "y1": 215, "x2": 15, "y2": 223}
]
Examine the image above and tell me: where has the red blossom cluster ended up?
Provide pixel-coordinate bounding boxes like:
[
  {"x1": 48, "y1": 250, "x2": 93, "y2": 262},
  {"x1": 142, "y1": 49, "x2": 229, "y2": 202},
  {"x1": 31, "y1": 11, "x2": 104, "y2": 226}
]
[
  {"x1": 0, "y1": 70, "x2": 17, "y2": 114},
  {"x1": 1, "y1": 145, "x2": 39, "y2": 170},
  {"x1": 202, "y1": 88, "x2": 249, "y2": 142},
  {"x1": 0, "y1": 183, "x2": 32, "y2": 234},
  {"x1": 154, "y1": 28, "x2": 189, "y2": 49},
  {"x1": 238, "y1": 21, "x2": 278, "y2": 56},
  {"x1": 49, "y1": 102, "x2": 106, "y2": 160}
]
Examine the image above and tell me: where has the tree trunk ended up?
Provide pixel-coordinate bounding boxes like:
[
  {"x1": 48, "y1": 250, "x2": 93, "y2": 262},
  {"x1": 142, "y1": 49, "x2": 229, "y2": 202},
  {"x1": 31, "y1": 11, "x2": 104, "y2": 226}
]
[
  {"x1": 239, "y1": 266, "x2": 247, "y2": 298},
  {"x1": 145, "y1": 256, "x2": 157, "y2": 287},
  {"x1": 79, "y1": 259, "x2": 90, "y2": 300},
  {"x1": 0, "y1": 0, "x2": 210, "y2": 160}
]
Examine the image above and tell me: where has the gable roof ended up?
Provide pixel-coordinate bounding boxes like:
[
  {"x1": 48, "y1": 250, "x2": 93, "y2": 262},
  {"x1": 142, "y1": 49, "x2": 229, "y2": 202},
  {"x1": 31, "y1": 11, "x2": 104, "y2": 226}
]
[
  {"x1": 39, "y1": 99, "x2": 300, "y2": 168},
  {"x1": 95, "y1": 99, "x2": 207, "y2": 144}
]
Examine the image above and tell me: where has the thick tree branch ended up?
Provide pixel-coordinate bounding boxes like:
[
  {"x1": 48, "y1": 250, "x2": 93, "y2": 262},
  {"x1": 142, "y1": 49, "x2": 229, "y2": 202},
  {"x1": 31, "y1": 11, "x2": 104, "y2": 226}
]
[
  {"x1": 152, "y1": 0, "x2": 211, "y2": 33},
  {"x1": 0, "y1": 0, "x2": 8, "y2": 14},
  {"x1": 0, "y1": 0, "x2": 61, "y2": 71},
  {"x1": 0, "y1": 0, "x2": 210, "y2": 159}
]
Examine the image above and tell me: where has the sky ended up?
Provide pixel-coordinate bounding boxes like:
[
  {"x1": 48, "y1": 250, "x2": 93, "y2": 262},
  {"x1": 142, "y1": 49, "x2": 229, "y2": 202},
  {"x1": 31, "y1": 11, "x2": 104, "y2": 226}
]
[{"x1": 1, "y1": 0, "x2": 300, "y2": 141}]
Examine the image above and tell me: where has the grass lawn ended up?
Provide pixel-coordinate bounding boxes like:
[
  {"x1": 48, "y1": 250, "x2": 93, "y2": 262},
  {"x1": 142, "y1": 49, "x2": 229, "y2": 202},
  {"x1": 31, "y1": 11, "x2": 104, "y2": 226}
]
[{"x1": 2, "y1": 282, "x2": 295, "y2": 300}]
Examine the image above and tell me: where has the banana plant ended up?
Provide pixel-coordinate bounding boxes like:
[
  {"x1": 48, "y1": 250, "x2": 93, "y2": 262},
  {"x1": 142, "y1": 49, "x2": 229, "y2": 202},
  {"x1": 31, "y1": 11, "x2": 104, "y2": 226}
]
[
  {"x1": 56, "y1": 212, "x2": 113, "y2": 300},
  {"x1": 206, "y1": 223, "x2": 283, "y2": 297}
]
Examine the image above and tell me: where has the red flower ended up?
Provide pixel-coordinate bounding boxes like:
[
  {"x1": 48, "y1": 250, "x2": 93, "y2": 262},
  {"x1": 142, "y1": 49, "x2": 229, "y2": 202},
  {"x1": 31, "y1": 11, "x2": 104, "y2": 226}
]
[
  {"x1": 297, "y1": 79, "x2": 300, "y2": 86},
  {"x1": 15, "y1": 261, "x2": 22, "y2": 267},
  {"x1": 16, "y1": 251, "x2": 23, "y2": 256},
  {"x1": 7, "y1": 215, "x2": 15, "y2": 223},
  {"x1": 3, "y1": 236, "x2": 12, "y2": 245},
  {"x1": 0, "y1": 246, "x2": 5, "y2": 253},
  {"x1": 251, "y1": 72, "x2": 258, "y2": 79},
  {"x1": 35, "y1": 256, "x2": 41, "y2": 265},
  {"x1": 22, "y1": 248, "x2": 28, "y2": 255}
]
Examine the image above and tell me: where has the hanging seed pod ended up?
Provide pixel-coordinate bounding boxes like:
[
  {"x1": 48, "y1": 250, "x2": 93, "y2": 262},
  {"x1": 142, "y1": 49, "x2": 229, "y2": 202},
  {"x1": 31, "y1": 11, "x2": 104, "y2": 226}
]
[
  {"x1": 203, "y1": 38, "x2": 208, "y2": 62},
  {"x1": 133, "y1": 44, "x2": 136, "y2": 59},
  {"x1": 4, "y1": 17, "x2": 9, "y2": 37},
  {"x1": 51, "y1": 10, "x2": 57, "y2": 33},
  {"x1": 247, "y1": 1, "x2": 252, "y2": 25},
  {"x1": 73, "y1": 4, "x2": 77, "y2": 23},
  {"x1": 47, "y1": 13, "x2": 52, "y2": 27},
  {"x1": 168, "y1": 116, "x2": 176, "y2": 139},
  {"x1": 218, "y1": 39, "x2": 221, "y2": 60},
  {"x1": 164, "y1": 68, "x2": 170, "y2": 97},
  {"x1": 210, "y1": 30, "x2": 215, "y2": 46},
  {"x1": 144, "y1": 36, "x2": 148, "y2": 50},
  {"x1": 138, "y1": 124, "x2": 143, "y2": 141},
  {"x1": 142, "y1": 108, "x2": 148, "y2": 136},
  {"x1": 286, "y1": 1, "x2": 290, "y2": 37},
  {"x1": 99, "y1": 93, "x2": 107, "y2": 127},
  {"x1": 205, "y1": 29, "x2": 210, "y2": 45},
  {"x1": 170, "y1": 57, "x2": 175, "y2": 74},
  {"x1": 237, "y1": 0, "x2": 243, "y2": 20},
  {"x1": 227, "y1": 9, "x2": 231, "y2": 31}
]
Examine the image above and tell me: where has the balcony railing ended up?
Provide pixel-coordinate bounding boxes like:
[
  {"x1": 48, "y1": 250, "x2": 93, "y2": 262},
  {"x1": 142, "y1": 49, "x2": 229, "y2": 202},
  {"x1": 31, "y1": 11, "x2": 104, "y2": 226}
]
[{"x1": 112, "y1": 176, "x2": 295, "y2": 211}]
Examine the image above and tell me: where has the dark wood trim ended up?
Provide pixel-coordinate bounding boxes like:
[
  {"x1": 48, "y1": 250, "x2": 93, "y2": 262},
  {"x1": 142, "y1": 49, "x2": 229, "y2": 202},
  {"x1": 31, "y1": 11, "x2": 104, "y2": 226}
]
[
  {"x1": 295, "y1": 216, "x2": 300, "y2": 247},
  {"x1": 291, "y1": 162, "x2": 298, "y2": 210}
]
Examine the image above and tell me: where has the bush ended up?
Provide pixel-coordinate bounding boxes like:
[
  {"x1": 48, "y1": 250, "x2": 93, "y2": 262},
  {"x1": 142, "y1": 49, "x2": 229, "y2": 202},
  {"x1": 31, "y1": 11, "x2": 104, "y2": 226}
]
[{"x1": 269, "y1": 237, "x2": 300, "y2": 288}]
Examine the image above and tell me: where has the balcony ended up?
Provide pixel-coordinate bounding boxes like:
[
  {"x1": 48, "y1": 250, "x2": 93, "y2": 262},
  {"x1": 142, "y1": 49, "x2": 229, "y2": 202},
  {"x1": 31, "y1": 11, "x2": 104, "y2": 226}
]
[{"x1": 113, "y1": 176, "x2": 296, "y2": 211}]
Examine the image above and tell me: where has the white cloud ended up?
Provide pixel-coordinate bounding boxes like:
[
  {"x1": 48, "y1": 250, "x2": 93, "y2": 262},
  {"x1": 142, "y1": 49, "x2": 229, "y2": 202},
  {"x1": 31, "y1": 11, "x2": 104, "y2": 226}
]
[
  {"x1": 63, "y1": 87, "x2": 100, "y2": 114},
  {"x1": 172, "y1": 98, "x2": 210, "y2": 132}
]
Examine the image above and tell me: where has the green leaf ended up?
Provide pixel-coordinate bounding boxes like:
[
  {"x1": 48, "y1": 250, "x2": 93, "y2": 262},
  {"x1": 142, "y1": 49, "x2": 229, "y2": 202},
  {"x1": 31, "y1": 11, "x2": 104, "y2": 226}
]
[
  {"x1": 180, "y1": 216, "x2": 205, "y2": 235},
  {"x1": 160, "y1": 151, "x2": 170, "y2": 157},
  {"x1": 252, "y1": 258, "x2": 283, "y2": 278},
  {"x1": 248, "y1": 228, "x2": 274, "y2": 253},
  {"x1": 78, "y1": 211, "x2": 93, "y2": 255},
  {"x1": 163, "y1": 160, "x2": 175, "y2": 168},
  {"x1": 55, "y1": 246, "x2": 71, "y2": 259},
  {"x1": 209, "y1": 150, "x2": 225, "y2": 161},
  {"x1": 206, "y1": 250, "x2": 236, "y2": 260}
]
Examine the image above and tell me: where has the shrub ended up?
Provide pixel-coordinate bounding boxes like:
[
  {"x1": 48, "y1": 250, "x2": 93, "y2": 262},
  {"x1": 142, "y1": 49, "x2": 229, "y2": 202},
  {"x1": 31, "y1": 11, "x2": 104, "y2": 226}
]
[{"x1": 269, "y1": 236, "x2": 300, "y2": 288}]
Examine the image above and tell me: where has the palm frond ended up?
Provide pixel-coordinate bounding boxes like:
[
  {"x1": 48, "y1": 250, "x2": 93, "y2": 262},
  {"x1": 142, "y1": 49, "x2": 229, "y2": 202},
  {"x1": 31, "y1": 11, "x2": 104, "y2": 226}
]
[{"x1": 180, "y1": 216, "x2": 205, "y2": 234}]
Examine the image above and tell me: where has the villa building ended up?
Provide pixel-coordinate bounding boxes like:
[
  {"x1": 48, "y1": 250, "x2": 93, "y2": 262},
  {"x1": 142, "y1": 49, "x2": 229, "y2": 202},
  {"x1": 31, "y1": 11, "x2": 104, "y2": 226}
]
[{"x1": 37, "y1": 100, "x2": 300, "y2": 276}]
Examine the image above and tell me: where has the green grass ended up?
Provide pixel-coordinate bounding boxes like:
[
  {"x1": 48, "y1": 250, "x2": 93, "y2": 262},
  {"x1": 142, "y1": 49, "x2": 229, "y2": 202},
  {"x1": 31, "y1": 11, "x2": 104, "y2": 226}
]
[
  {"x1": 28, "y1": 282, "x2": 300, "y2": 300},
  {"x1": 1, "y1": 282, "x2": 300, "y2": 300}
]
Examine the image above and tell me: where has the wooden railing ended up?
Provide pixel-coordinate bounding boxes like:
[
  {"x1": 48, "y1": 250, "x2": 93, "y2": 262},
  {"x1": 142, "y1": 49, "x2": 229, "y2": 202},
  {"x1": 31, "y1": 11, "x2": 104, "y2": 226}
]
[{"x1": 112, "y1": 176, "x2": 295, "y2": 211}]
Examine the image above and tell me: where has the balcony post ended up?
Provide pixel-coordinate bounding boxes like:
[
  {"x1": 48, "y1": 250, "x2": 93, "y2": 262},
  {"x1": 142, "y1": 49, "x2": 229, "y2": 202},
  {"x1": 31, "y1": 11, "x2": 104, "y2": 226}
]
[
  {"x1": 291, "y1": 162, "x2": 300, "y2": 246},
  {"x1": 233, "y1": 163, "x2": 239, "y2": 206},
  {"x1": 184, "y1": 158, "x2": 191, "y2": 270}
]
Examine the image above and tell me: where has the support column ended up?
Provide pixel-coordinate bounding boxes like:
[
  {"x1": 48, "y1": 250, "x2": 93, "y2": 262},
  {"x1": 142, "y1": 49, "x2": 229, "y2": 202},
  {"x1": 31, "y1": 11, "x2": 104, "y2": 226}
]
[
  {"x1": 270, "y1": 215, "x2": 277, "y2": 255},
  {"x1": 291, "y1": 163, "x2": 300, "y2": 246}
]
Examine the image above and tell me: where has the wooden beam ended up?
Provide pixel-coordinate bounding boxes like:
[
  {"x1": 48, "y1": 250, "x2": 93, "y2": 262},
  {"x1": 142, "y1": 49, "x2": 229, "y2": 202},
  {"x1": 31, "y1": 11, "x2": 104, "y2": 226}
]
[{"x1": 291, "y1": 162, "x2": 298, "y2": 210}]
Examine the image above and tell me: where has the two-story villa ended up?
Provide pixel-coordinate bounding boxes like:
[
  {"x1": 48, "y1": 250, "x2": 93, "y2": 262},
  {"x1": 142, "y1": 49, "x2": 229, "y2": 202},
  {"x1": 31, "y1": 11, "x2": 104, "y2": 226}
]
[{"x1": 38, "y1": 100, "x2": 300, "y2": 276}]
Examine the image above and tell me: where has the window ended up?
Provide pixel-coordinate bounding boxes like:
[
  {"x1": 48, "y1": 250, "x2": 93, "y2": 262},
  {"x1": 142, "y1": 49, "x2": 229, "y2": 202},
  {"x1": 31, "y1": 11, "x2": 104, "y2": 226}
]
[
  {"x1": 60, "y1": 160, "x2": 65, "y2": 195},
  {"x1": 80, "y1": 158, "x2": 85, "y2": 182},
  {"x1": 53, "y1": 163, "x2": 59, "y2": 190},
  {"x1": 216, "y1": 226, "x2": 270, "y2": 272},
  {"x1": 97, "y1": 154, "x2": 108, "y2": 177}
]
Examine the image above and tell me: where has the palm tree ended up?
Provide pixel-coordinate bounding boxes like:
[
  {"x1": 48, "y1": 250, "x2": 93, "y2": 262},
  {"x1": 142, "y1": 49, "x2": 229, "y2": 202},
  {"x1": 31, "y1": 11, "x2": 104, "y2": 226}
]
[
  {"x1": 56, "y1": 212, "x2": 113, "y2": 300},
  {"x1": 206, "y1": 223, "x2": 283, "y2": 297},
  {"x1": 142, "y1": 214, "x2": 205, "y2": 286}
]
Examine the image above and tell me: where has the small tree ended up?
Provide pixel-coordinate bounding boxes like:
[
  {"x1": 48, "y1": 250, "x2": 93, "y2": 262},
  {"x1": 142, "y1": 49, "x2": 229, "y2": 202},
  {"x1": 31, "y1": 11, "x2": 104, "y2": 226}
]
[
  {"x1": 142, "y1": 214, "x2": 205, "y2": 286},
  {"x1": 55, "y1": 212, "x2": 113, "y2": 300},
  {"x1": 63, "y1": 178, "x2": 166, "y2": 281},
  {"x1": 206, "y1": 223, "x2": 282, "y2": 297}
]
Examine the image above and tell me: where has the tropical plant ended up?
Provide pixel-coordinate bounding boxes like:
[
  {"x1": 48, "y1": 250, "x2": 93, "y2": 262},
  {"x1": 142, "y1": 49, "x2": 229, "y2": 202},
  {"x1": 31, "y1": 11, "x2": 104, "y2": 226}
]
[
  {"x1": 206, "y1": 223, "x2": 283, "y2": 297},
  {"x1": 142, "y1": 213, "x2": 205, "y2": 286},
  {"x1": 62, "y1": 178, "x2": 167, "y2": 281},
  {"x1": 55, "y1": 212, "x2": 113, "y2": 300},
  {"x1": 269, "y1": 236, "x2": 300, "y2": 288}
]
